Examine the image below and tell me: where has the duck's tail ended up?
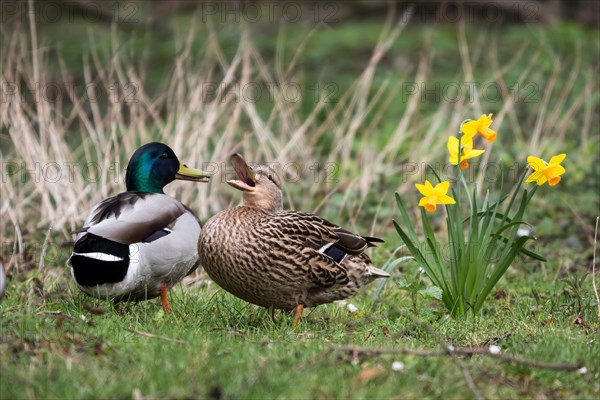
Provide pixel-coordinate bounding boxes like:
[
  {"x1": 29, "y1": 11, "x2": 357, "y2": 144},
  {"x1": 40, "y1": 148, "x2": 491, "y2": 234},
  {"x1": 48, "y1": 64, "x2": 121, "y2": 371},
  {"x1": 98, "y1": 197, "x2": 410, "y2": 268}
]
[{"x1": 368, "y1": 265, "x2": 390, "y2": 278}]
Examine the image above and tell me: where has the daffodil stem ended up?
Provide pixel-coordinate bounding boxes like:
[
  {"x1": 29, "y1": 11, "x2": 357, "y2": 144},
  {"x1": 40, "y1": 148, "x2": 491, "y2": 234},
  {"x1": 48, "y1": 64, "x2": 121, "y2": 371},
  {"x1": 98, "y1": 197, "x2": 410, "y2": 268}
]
[
  {"x1": 457, "y1": 133, "x2": 463, "y2": 209},
  {"x1": 460, "y1": 174, "x2": 472, "y2": 212},
  {"x1": 455, "y1": 133, "x2": 465, "y2": 315},
  {"x1": 527, "y1": 185, "x2": 537, "y2": 202}
]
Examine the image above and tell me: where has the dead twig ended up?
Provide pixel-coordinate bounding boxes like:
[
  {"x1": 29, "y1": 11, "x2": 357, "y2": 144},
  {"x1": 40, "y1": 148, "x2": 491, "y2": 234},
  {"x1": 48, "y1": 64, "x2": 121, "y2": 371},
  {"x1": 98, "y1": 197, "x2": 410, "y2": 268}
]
[
  {"x1": 445, "y1": 346, "x2": 483, "y2": 400},
  {"x1": 404, "y1": 310, "x2": 483, "y2": 399},
  {"x1": 329, "y1": 344, "x2": 584, "y2": 371},
  {"x1": 126, "y1": 329, "x2": 187, "y2": 344},
  {"x1": 592, "y1": 216, "x2": 600, "y2": 318},
  {"x1": 38, "y1": 224, "x2": 53, "y2": 304}
]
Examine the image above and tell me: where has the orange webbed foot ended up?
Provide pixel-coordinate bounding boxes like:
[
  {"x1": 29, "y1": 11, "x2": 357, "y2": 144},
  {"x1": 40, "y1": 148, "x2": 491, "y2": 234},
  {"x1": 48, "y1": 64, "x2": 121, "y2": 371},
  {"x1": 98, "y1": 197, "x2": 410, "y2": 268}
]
[{"x1": 160, "y1": 281, "x2": 171, "y2": 314}]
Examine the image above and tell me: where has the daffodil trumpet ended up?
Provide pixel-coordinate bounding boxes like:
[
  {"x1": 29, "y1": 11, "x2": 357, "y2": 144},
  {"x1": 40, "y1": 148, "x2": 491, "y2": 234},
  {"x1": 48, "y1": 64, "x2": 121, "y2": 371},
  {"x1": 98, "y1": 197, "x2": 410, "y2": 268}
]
[{"x1": 416, "y1": 180, "x2": 456, "y2": 212}]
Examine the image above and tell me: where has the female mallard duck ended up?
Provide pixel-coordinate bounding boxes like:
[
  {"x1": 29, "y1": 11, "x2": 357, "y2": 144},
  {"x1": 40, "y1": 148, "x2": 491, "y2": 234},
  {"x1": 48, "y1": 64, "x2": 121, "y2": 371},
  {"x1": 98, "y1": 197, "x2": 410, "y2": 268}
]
[
  {"x1": 199, "y1": 154, "x2": 389, "y2": 326},
  {"x1": 68, "y1": 142, "x2": 210, "y2": 312}
]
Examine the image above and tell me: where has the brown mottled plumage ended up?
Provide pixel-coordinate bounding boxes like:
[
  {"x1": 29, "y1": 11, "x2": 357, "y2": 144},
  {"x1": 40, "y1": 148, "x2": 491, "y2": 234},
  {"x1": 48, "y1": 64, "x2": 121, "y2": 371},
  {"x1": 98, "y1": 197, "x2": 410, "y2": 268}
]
[{"x1": 199, "y1": 154, "x2": 389, "y2": 325}]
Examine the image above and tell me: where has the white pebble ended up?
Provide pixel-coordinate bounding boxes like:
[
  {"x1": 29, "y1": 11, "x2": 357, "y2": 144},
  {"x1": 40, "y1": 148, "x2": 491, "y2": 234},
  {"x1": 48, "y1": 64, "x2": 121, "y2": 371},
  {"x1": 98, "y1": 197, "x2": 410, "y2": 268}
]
[
  {"x1": 489, "y1": 345, "x2": 501, "y2": 354},
  {"x1": 347, "y1": 303, "x2": 358, "y2": 313},
  {"x1": 517, "y1": 227, "x2": 531, "y2": 237},
  {"x1": 391, "y1": 361, "x2": 405, "y2": 371}
]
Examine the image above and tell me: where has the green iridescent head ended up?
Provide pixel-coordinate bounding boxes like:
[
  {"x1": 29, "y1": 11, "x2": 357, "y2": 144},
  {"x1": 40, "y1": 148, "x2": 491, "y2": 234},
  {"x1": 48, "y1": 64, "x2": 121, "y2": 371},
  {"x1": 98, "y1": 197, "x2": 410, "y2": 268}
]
[{"x1": 125, "y1": 142, "x2": 210, "y2": 193}]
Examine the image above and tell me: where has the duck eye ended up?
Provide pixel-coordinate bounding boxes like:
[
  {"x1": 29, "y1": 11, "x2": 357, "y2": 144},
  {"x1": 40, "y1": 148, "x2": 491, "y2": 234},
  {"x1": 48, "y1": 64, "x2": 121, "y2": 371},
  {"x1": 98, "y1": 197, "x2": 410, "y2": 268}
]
[
  {"x1": 159, "y1": 152, "x2": 169, "y2": 159},
  {"x1": 267, "y1": 174, "x2": 279, "y2": 187}
]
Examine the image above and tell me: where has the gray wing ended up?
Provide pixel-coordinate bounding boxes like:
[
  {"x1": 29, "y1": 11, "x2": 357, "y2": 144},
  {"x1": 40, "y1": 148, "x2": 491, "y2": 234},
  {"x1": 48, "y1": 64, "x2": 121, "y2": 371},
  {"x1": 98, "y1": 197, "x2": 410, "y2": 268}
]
[{"x1": 79, "y1": 192, "x2": 188, "y2": 244}]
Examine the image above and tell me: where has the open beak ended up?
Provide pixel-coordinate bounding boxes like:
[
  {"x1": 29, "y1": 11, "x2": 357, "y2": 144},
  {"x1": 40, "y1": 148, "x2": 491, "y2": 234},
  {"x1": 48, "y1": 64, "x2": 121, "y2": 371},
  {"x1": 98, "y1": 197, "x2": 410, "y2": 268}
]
[
  {"x1": 175, "y1": 162, "x2": 211, "y2": 182},
  {"x1": 228, "y1": 153, "x2": 256, "y2": 192}
]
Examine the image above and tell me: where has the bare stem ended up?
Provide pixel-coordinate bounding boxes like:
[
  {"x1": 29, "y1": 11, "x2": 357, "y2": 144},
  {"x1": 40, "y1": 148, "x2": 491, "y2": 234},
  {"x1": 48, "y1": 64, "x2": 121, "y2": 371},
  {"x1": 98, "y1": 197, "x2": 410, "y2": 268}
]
[
  {"x1": 39, "y1": 224, "x2": 53, "y2": 304},
  {"x1": 592, "y1": 216, "x2": 600, "y2": 318},
  {"x1": 126, "y1": 329, "x2": 187, "y2": 344}
]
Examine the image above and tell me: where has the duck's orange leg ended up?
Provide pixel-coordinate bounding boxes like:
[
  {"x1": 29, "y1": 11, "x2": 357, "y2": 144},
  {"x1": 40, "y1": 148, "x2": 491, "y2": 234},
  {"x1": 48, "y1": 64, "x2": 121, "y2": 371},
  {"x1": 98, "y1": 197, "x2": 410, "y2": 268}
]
[
  {"x1": 293, "y1": 303, "x2": 304, "y2": 327},
  {"x1": 160, "y1": 281, "x2": 171, "y2": 314}
]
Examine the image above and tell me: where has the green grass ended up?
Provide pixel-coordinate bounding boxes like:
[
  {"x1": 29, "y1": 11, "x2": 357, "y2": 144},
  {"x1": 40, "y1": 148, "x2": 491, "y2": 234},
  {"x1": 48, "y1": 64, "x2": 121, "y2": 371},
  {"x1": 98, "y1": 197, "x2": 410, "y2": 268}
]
[{"x1": 1, "y1": 262, "x2": 598, "y2": 399}]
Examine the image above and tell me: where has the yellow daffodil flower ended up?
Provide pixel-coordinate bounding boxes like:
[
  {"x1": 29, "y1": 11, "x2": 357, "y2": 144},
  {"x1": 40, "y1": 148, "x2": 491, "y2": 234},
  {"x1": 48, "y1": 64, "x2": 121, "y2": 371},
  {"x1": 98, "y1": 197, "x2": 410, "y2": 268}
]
[
  {"x1": 461, "y1": 114, "x2": 497, "y2": 143},
  {"x1": 526, "y1": 154, "x2": 566, "y2": 186},
  {"x1": 447, "y1": 136, "x2": 485, "y2": 170},
  {"x1": 416, "y1": 180, "x2": 456, "y2": 212}
]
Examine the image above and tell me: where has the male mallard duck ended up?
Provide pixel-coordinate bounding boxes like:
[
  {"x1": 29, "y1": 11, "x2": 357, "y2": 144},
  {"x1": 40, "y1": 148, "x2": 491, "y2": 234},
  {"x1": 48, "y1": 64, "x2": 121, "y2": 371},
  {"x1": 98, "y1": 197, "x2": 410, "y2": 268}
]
[
  {"x1": 68, "y1": 142, "x2": 210, "y2": 312},
  {"x1": 199, "y1": 154, "x2": 389, "y2": 326}
]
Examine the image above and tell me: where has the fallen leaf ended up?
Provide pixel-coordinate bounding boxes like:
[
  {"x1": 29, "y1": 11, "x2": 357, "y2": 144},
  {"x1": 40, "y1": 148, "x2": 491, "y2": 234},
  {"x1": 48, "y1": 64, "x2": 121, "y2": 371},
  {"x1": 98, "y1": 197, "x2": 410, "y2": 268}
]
[
  {"x1": 572, "y1": 316, "x2": 589, "y2": 330},
  {"x1": 94, "y1": 341, "x2": 105, "y2": 356},
  {"x1": 83, "y1": 302, "x2": 107, "y2": 315},
  {"x1": 357, "y1": 366, "x2": 384, "y2": 383}
]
